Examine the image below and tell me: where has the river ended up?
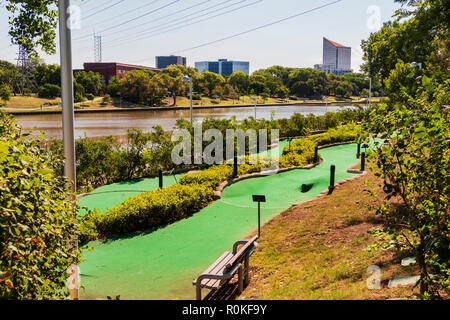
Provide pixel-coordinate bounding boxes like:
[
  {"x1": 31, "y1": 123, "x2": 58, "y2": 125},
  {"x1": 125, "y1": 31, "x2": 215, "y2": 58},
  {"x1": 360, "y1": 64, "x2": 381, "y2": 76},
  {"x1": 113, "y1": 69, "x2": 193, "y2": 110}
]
[{"x1": 14, "y1": 105, "x2": 353, "y2": 139}]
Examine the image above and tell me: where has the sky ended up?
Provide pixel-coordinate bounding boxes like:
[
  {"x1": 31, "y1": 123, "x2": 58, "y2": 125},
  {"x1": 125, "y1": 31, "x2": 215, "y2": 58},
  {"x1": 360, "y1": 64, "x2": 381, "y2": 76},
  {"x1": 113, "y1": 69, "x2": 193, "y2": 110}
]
[{"x1": 0, "y1": 0, "x2": 402, "y2": 73}]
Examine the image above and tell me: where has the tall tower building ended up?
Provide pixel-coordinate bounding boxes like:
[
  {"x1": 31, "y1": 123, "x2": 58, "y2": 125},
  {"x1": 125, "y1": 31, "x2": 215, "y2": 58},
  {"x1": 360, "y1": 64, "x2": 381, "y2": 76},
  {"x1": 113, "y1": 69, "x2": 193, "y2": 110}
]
[{"x1": 315, "y1": 38, "x2": 352, "y2": 75}]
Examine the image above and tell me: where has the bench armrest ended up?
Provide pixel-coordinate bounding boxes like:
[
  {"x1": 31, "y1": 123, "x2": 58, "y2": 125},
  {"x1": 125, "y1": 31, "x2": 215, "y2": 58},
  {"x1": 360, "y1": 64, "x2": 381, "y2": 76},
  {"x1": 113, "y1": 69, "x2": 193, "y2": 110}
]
[
  {"x1": 195, "y1": 263, "x2": 242, "y2": 285},
  {"x1": 233, "y1": 240, "x2": 258, "y2": 254}
]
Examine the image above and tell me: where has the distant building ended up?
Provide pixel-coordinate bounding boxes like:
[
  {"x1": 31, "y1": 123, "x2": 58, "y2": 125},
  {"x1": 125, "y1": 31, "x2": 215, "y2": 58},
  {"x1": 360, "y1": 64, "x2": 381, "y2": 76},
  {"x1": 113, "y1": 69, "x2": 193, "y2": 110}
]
[
  {"x1": 195, "y1": 59, "x2": 249, "y2": 76},
  {"x1": 156, "y1": 55, "x2": 187, "y2": 69},
  {"x1": 82, "y1": 62, "x2": 161, "y2": 85},
  {"x1": 314, "y1": 38, "x2": 352, "y2": 76}
]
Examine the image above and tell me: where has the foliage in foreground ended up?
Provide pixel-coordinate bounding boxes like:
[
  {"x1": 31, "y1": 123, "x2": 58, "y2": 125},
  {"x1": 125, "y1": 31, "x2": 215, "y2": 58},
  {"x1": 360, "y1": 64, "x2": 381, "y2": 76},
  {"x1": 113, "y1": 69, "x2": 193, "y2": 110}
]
[
  {"x1": 365, "y1": 79, "x2": 449, "y2": 299},
  {"x1": 0, "y1": 111, "x2": 81, "y2": 299}
]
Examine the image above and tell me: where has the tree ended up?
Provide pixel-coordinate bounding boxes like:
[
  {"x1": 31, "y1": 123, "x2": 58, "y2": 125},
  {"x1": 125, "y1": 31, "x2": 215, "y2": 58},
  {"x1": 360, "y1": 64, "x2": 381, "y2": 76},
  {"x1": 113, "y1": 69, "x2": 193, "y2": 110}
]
[
  {"x1": 0, "y1": 84, "x2": 12, "y2": 106},
  {"x1": 275, "y1": 85, "x2": 289, "y2": 99},
  {"x1": 199, "y1": 71, "x2": 225, "y2": 97},
  {"x1": 120, "y1": 69, "x2": 165, "y2": 106},
  {"x1": 365, "y1": 79, "x2": 449, "y2": 299},
  {"x1": 384, "y1": 60, "x2": 421, "y2": 104},
  {"x1": 106, "y1": 76, "x2": 121, "y2": 97},
  {"x1": 228, "y1": 72, "x2": 249, "y2": 94},
  {"x1": 4, "y1": 1, "x2": 59, "y2": 57},
  {"x1": 34, "y1": 63, "x2": 60, "y2": 87},
  {"x1": 74, "y1": 71, "x2": 101, "y2": 96},
  {"x1": 159, "y1": 65, "x2": 185, "y2": 106},
  {"x1": 361, "y1": 0, "x2": 449, "y2": 85},
  {"x1": 37, "y1": 83, "x2": 61, "y2": 98}
]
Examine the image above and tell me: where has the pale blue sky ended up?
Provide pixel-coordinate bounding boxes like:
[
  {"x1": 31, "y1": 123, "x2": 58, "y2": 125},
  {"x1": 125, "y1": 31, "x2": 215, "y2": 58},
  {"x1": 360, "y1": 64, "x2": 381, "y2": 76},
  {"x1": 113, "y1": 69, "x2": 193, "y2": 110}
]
[{"x1": 0, "y1": 0, "x2": 402, "y2": 72}]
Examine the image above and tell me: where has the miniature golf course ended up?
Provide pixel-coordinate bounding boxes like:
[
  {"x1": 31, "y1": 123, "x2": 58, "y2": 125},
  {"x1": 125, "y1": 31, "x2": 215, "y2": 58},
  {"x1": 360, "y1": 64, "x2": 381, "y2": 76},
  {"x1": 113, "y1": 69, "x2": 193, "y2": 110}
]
[{"x1": 78, "y1": 142, "x2": 361, "y2": 300}]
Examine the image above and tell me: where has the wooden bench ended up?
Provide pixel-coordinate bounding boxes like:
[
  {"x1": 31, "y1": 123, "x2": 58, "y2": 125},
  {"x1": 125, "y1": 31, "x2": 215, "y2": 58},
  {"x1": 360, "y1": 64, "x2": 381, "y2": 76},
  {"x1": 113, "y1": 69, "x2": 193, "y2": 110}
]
[{"x1": 193, "y1": 236, "x2": 259, "y2": 300}]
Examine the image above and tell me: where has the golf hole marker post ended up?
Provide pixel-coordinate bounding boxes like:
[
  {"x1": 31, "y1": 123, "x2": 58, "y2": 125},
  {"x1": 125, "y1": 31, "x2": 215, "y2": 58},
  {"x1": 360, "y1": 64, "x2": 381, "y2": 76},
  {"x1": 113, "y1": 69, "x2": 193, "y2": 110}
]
[{"x1": 252, "y1": 195, "x2": 266, "y2": 238}]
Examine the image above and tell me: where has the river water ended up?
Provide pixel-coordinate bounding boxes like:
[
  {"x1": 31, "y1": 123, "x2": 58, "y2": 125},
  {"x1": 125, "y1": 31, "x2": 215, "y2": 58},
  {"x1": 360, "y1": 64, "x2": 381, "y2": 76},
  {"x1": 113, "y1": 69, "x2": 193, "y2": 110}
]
[{"x1": 15, "y1": 105, "x2": 352, "y2": 139}]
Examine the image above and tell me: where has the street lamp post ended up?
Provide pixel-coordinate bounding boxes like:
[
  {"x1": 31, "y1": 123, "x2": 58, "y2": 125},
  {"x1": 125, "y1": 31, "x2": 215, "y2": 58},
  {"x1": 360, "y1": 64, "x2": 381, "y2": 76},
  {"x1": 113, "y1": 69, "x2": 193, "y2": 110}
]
[
  {"x1": 250, "y1": 96, "x2": 257, "y2": 118},
  {"x1": 364, "y1": 77, "x2": 372, "y2": 108},
  {"x1": 58, "y1": 0, "x2": 78, "y2": 300},
  {"x1": 182, "y1": 76, "x2": 193, "y2": 124}
]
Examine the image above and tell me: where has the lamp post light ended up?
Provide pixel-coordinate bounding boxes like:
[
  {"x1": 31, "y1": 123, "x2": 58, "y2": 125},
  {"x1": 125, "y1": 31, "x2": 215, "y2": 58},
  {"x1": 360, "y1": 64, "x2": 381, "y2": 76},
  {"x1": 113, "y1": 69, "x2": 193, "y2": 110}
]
[
  {"x1": 182, "y1": 76, "x2": 193, "y2": 124},
  {"x1": 250, "y1": 96, "x2": 257, "y2": 118},
  {"x1": 364, "y1": 76, "x2": 372, "y2": 108}
]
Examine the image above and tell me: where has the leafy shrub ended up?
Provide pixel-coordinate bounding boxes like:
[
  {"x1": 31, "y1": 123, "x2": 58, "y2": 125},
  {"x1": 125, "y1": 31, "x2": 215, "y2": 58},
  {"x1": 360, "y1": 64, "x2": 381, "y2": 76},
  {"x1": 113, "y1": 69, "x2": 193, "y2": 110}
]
[
  {"x1": 85, "y1": 93, "x2": 95, "y2": 101},
  {"x1": 86, "y1": 184, "x2": 214, "y2": 238},
  {"x1": 179, "y1": 165, "x2": 233, "y2": 189},
  {"x1": 0, "y1": 111, "x2": 81, "y2": 299},
  {"x1": 37, "y1": 83, "x2": 61, "y2": 98},
  {"x1": 102, "y1": 94, "x2": 111, "y2": 105},
  {"x1": 310, "y1": 124, "x2": 360, "y2": 146}
]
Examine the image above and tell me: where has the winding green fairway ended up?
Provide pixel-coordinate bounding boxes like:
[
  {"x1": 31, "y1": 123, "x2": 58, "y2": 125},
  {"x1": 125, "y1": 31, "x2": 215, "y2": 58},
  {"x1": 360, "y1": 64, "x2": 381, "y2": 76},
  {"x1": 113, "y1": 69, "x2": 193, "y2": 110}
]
[{"x1": 79, "y1": 143, "x2": 360, "y2": 300}]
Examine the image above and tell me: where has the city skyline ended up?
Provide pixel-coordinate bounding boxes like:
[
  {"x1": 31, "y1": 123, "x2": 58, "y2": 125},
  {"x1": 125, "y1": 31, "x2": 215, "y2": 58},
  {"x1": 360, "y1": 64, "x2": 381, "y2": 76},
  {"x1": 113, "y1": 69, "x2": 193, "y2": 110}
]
[{"x1": 0, "y1": 0, "x2": 402, "y2": 73}]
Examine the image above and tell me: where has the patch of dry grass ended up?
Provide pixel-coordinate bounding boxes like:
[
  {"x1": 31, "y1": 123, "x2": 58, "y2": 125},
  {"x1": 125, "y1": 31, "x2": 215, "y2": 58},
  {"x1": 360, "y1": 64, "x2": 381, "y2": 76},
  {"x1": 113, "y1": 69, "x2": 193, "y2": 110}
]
[{"x1": 239, "y1": 163, "x2": 419, "y2": 300}]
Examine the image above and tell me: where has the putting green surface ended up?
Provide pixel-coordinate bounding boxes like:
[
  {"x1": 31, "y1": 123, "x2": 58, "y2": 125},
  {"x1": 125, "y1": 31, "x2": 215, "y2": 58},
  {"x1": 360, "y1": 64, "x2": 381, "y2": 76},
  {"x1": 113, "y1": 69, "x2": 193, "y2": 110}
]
[
  {"x1": 77, "y1": 175, "x2": 182, "y2": 215},
  {"x1": 79, "y1": 143, "x2": 360, "y2": 300}
]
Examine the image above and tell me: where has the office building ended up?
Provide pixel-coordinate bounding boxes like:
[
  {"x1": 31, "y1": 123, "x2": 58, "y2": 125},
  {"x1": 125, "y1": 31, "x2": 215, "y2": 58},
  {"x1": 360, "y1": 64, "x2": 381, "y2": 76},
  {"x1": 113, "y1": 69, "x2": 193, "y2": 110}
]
[
  {"x1": 81, "y1": 62, "x2": 161, "y2": 85},
  {"x1": 156, "y1": 56, "x2": 187, "y2": 69},
  {"x1": 314, "y1": 38, "x2": 352, "y2": 75},
  {"x1": 195, "y1": 59, "x2": 250, "y2": 76}
]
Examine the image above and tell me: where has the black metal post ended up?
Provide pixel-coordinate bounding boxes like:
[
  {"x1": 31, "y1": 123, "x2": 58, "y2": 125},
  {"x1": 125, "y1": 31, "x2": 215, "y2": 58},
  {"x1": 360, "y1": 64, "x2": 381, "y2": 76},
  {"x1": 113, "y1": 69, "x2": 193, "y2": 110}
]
[
  {"x1": 330, "y1": 165, "x2": 336, "y2": 189},
  {"x1": 357, "y1": 144, "x2": 361, "y2": 159},
  {"x1": 314, "y1": 146, "x2": 319, "y2": 164},
  {"x1": 159, "y1": 169, "x2": 163, "y2": 189},
  {"x1": 361, "y1": 152, "x2": 366, "y2": 172},
  {"x1": 258, "y1": 202, "x2": 261, "y2": 238},
  {"x1": 233, "y1": 156, "x2": 238, "y2": 178}
]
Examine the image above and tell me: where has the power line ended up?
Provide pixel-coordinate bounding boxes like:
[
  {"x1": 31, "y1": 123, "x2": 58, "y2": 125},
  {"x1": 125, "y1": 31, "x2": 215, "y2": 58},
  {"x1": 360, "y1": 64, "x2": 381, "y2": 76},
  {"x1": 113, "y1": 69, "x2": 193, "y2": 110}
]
[
  {"x1": 80, "y1": 0, "x2": 163, "y2": 31},
  {"x1": 87, "y1": 0, "x2": 215, "y2": 44},
  {"x1": 107, "y1": 0, "x2": 262, "y2": 50},
  {"x1": 105, "y1": 0, "x2": 248, "y2": 45},
  {"x1": 82, "y1": 0, "x2": 125, "y2": 20},
  {"x1": 73, "y1": 0, "x2": 182, "y2": 41},
  {"x1": 171, "y1": 0, "x2": 343, "y2": 54}
]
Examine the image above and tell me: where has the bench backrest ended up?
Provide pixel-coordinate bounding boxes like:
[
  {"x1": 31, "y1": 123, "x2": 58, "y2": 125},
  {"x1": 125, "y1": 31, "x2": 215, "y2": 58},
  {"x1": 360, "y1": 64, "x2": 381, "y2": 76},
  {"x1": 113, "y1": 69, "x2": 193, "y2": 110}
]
[{"x1": 225, "y1": 236, "x2": 259, "y2": 272}]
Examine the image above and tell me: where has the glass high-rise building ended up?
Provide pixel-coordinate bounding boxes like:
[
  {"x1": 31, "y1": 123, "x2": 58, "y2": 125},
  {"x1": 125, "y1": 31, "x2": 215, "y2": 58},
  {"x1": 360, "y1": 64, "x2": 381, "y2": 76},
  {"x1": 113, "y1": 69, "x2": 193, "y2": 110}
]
[
  {"x1": 195, "y1": 59, "x2": 250, "y2": 76},
  {"x1": 156, "y1": 56, "x2": 187, "y2": 69},
  {"x1": 314, "y1": 38, "x2": 352, "y2": 75}
]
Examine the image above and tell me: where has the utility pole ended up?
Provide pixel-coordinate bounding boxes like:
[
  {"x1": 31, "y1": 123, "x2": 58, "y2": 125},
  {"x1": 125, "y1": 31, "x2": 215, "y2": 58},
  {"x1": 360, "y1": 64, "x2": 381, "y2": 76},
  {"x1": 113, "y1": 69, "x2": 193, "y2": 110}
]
[{"x1": 58, "y1": 0, "x2": 78, "y2": 300}]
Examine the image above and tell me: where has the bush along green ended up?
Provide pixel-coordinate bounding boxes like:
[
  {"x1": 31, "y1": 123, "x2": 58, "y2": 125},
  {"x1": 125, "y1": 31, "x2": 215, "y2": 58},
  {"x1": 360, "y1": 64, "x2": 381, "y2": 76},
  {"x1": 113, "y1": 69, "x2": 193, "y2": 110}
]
[
  {"x1": 81, "y1": 184, "x2": 214, "y2": 239},
  {"x1": 0, "y1": 111, "x2": 81, "y2": 299},
  {"x1": 279, "y1": 124, "x2": 361, "y2": 168}
]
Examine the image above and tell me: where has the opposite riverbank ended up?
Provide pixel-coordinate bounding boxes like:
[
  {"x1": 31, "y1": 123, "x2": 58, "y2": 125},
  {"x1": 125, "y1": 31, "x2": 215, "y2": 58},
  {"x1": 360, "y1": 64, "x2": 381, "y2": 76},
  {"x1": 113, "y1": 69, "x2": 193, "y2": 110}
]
[{"x1": 6, "y1": 100, "x2": 367, "y2": 116}]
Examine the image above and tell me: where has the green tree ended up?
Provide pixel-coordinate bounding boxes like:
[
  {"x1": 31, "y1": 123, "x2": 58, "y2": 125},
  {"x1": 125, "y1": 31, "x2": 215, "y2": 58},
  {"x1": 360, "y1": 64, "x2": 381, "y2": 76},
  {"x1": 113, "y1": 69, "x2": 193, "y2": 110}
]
[
  {"x1": 159, "y1": 65, "x2": 185, "y2": 106},
  {"x1": 365, "y1": 79, "x2": 449, "y2": 299},
  {"x1": 74, "y1": 71, "x2": 101, "y2": 96},
  {"x1": 37, "y1": 83, "x2": 61, "y2": 98},
  {"x1": 228, "y1": 72, "x2": 249, "y2": 94},
  {"x1": 0, "y1": 84, "x2": 12, "y2": 106},
  {"x1": 199, "y1": 71, "x2": 225, "y2": 97},
  {"x1": 4, "y1": 1, "x2": 59, "y2": 57}
]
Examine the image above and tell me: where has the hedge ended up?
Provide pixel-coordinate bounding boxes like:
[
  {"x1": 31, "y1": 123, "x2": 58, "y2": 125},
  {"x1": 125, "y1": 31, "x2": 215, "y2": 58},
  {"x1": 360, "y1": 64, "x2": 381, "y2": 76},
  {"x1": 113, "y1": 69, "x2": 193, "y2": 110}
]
[{"x1": 81, "y1": 184, "x2": 214, "y2": 240}]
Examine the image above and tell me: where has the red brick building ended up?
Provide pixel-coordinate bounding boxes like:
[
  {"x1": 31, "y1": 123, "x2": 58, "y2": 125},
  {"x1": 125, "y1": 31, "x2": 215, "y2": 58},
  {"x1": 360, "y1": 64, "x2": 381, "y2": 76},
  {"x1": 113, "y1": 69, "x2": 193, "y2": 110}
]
[{"x1": 82, "y1": 62, "x2": 162, "y2": 85}]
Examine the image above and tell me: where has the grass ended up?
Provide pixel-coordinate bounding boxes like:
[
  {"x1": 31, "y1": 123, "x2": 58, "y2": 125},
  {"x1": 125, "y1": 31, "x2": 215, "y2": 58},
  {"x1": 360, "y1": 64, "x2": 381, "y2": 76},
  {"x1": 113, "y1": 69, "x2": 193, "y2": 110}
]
[
  {"x1": 170, "y1": 95, "x2": 301, "y2": 107},
  {"x1": 4, "y1": 95, "x2": 60, "y2": 109},
  {"x1": 238, "y1": 162, "x2": 419, "y2": 300}
]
